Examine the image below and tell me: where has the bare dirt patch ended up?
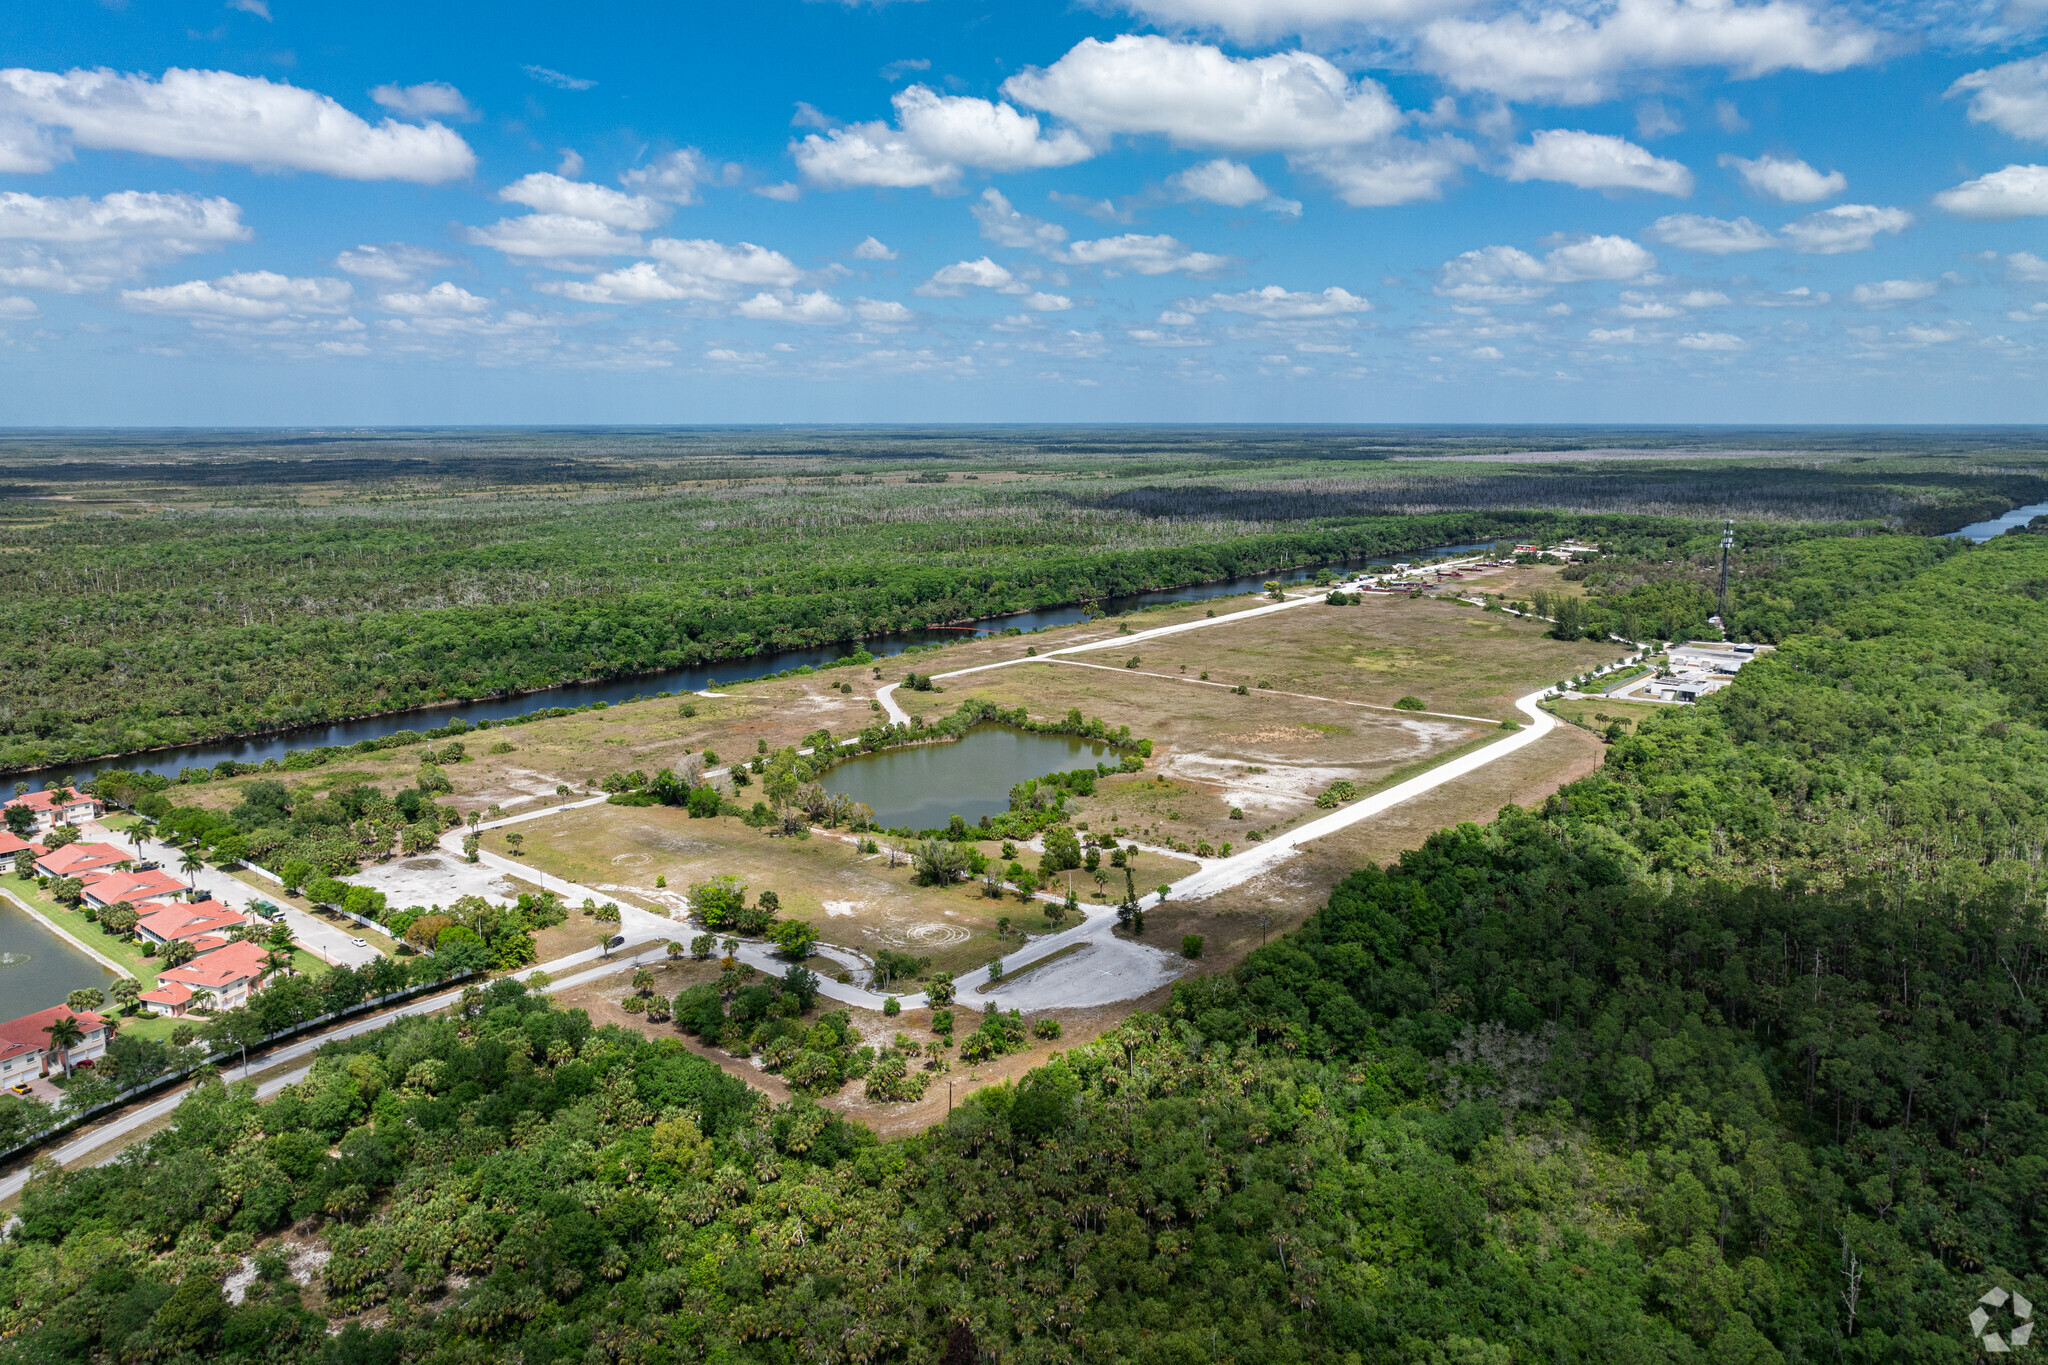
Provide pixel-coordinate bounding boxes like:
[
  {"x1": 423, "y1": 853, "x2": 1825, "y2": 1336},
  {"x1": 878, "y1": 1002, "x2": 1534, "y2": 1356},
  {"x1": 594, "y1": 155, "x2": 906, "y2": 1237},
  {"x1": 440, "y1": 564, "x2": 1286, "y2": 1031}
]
[{"x1": 1148, "y1": 724, "x2": 1608, "y2": 976}]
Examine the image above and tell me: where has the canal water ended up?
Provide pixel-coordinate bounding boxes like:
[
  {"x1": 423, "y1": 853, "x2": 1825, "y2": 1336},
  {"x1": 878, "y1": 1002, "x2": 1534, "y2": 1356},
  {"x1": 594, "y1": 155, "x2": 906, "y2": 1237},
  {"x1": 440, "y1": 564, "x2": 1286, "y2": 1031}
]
[
  {"x1": 1951, "y1": 502, "x2": 2048, "y2": 542},
  {"x1": 0, "y1": 902, "x2": 116, "y2": 1021},
  {"x1": 821, "y1": 725, "x2": 1113, "y2": 831},
  {"x1": 31, "y1": 538, "x2": 1500, "y2": 790}
]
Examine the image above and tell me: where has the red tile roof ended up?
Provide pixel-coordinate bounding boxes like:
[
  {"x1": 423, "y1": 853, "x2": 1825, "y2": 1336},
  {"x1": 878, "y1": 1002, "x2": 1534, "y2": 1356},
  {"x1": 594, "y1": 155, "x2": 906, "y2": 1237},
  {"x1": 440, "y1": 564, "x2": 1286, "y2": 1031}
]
[
  {"x1": 159, "y1": 940, "x2": 270, "y2": 992},
  {"x1": 5, "y1": 790, "x2": 101, "y2": 813},
  {"x1": 82, "y1": 868, "x2": 186, "y2": 905},
  {"x1": 0, "y1": 833, "x2": 45, "y2": 858},
  {"x1": 37, "y1": 842, "x2": 129, "y2": 877},
  {"x1": 136, "y1": 901, "x2": 246, "y2": 944},
  {"x1": 138, "y1": 982, "x2": 194, "y2": 1008},
  {"x1": 0, "y1": 1006, "x2": 108, "y2": 1064}
]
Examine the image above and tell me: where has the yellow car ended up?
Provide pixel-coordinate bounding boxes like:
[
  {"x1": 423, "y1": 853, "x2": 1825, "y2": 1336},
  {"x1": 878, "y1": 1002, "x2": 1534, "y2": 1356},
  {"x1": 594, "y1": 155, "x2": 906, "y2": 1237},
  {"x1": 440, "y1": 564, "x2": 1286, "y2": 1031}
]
[{"x1": 6, "y1": 1082, "x2": 31, "y2": 1097}]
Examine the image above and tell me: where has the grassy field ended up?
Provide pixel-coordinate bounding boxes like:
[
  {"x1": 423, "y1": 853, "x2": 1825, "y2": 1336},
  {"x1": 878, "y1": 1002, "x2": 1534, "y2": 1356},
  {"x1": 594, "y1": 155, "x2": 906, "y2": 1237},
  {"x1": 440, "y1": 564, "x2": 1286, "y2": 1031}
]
[
  {"x1": 1545, "y1": 696, "x2": 1673, "y2": 735},
  {"x1": 1147, "y1": 723, "x2": 1610, "y2": 977},
  {"x1": 482, "y1": 806, "x2": 1118, "y2": 978},
  {"x1": 1111, "y1": 591, "x2": 1623, "y2": 718}
]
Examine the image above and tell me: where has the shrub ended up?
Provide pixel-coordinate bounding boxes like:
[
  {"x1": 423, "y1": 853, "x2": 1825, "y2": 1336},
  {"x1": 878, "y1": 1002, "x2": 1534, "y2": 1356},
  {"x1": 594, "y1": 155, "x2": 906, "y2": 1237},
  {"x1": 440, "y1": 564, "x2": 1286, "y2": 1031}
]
[
  {"x1": 1394, "y1": 696, "x2": 1426, "y2": 710},
  {"x1": 1181, "y1": 934, "x2": 1204, "y2": 959},
  {"x1": 1033, "y1": 1016, "x2": 1061, "y2": 1040},
  {"x1": 882, "y1": 996, "x2": 900, "y2": 1017}
]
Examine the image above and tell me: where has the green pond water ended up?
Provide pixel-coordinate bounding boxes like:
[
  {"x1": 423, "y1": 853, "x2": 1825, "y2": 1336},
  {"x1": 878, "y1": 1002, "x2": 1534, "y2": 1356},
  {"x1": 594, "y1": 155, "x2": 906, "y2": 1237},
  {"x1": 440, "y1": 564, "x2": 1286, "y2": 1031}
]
[
  {"x1": 821, "y1": 725, "x2": 1112, "y2": 830},
  {"x1": 0, "y1": 902, "x2": 116, "y2": 1021}
]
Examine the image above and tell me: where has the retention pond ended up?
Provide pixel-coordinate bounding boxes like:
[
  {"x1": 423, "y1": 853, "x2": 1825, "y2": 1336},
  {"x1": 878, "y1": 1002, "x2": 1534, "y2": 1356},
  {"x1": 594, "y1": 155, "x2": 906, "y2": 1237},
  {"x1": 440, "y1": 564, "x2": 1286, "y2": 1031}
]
[{"x1": 821, "y1": 725, "x2": 1112, "y2": 832}]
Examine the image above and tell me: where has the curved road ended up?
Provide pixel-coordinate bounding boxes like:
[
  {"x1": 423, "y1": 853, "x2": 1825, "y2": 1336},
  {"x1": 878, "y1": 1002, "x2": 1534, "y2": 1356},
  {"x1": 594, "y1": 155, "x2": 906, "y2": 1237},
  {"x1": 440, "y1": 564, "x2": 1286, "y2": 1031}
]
[{"x1": 1, "y1": 564, "x2": 1619, "y2": 1190}]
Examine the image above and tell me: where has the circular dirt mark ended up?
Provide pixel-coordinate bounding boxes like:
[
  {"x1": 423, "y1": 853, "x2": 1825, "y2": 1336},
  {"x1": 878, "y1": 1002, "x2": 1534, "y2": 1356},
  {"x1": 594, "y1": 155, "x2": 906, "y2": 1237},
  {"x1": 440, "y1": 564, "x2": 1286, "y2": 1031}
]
[
  {"x1": 610, "y1": 853, "x2": 652, "y2": 867},
  {"x1": 903, "y1": 923, "x2": 970, "y2": 948}
]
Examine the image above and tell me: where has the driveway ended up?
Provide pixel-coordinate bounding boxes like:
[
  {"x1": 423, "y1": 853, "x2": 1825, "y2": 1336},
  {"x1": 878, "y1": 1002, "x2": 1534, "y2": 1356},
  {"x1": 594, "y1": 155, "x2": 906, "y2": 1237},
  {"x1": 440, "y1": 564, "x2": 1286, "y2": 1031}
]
[{"x1": 86, "y1": 825, "x2": 381, "y2": 969}]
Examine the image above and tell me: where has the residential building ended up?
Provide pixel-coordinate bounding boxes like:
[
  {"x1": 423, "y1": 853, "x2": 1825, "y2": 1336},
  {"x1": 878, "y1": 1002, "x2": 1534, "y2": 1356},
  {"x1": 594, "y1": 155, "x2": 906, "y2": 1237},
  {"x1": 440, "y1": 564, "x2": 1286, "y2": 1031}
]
[
  {"x1": 3, "y1": 789, "x2": 105, "y2": 832},
  {"x1": 134, "y1": 899, "x2": 246, "y2": 949},
  {"x1": 81, "y1": 867, "x2": 186, "y2": 910},
  {"x1": 35, "y1": 841, "x2": 131, "y2": 880},
  {"x1": 0, "y1": 1005, "x2": 111, "y2": 1077},
  {"x1": 0, "y1": 833, "x2": 47, "y2": 862},
  {"x1": 140, "y1": 941, "x2": 272, "y2": 1015}
]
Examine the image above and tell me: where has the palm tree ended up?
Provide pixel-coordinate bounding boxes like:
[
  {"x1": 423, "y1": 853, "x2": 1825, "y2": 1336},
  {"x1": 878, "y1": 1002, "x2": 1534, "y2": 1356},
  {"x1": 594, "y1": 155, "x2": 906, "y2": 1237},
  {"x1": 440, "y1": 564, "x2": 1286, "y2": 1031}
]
[
  {"x1": 188, "y1": 987, "x2": 215, "y2": 1014},
  {"x1": 178, "y1": 849, "x2": 204, "y2": 889},
  {"x1": 126, "y1": 823, "x2": 150, "y2": 858},
  {"x1": 109, "y1": 977, "x2": 141, "y2": 1013},
  {"x1": 263, "y1": 945, "x2": 294, "y2": 979},
  {"x1": 41, "y1": 1014, "x2": 85, "y2": 1077}
]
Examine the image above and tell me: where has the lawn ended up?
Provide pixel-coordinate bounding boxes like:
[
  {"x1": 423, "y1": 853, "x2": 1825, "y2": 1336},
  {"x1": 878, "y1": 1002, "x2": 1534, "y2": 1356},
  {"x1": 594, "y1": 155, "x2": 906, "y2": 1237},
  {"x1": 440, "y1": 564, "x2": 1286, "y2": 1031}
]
[{"x1": 1545, "y1": 696, "x2": 1673, "y2": 736}]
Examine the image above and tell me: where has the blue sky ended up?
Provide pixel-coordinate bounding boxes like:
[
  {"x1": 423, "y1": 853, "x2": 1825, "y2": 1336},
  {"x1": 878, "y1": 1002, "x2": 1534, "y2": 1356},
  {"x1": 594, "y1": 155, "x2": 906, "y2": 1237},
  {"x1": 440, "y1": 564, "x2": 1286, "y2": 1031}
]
[{"x1": 2, "y1": 0, "x2": 2047, "y2": 424}]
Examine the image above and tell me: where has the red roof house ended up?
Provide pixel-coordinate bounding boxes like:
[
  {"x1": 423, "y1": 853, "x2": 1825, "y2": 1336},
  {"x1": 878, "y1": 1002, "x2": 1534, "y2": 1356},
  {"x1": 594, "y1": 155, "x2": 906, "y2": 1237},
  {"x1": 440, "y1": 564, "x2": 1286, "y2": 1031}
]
[
  {"x1": 0, "y1": 1005, "x2": 110, "y2": 1078},
  {"x1": 35, "y1": 841, "x2": 131, "y2": 880},
  {"x1": 4, "y1": 789, "x2": 105, "y2": 831},
  {"x1": 0, "y1": 833, "x2": 47, "y2": 861},
  {"x1": 135, "y1": 900, "x2": 246, "y2": 948},
  {"x1": 141, "y1": 941, "x2": 272, "y2": 1014},
  {"x1": 82, "y1": 867, "x2": 186, "y2": 909}
]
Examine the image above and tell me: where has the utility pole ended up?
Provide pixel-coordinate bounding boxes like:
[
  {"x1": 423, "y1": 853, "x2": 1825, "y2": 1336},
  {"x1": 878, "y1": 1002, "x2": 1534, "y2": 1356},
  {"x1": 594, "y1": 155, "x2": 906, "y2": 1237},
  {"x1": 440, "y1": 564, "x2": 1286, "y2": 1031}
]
[{"x1": 1718, "y1": 519, "x2": 1734, "y2": 624}]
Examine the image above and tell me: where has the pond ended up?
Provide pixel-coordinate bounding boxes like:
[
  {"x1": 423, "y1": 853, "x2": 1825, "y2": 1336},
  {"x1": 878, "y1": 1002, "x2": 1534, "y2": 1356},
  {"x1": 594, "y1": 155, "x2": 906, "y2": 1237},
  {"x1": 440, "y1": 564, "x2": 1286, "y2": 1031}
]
[
  {"x1": 821, "y1": 725, "x2": 1113, "y2": 832},
  {"x1": 0, "y1": 902, "x2": 116, "y2": 1022}
]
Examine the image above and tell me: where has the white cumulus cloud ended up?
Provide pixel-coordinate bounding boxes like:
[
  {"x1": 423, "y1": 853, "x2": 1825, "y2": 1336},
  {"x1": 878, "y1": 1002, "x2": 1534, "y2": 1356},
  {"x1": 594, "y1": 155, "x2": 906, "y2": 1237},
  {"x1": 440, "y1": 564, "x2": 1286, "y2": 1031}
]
[
  {"x1": 1948, "y1": 55, "x2": 2048, "y2": 142},
  {"x1": 498, "y1": 173, "x2": 667, "y2": 230},
  {"x1": 1778, "y1": 202, "x2": 1911, "y2": 251},
  {"x1": 123, "y1": 270, "x2": 353, "y2": 319},
  {"x1": 794, "y1": 85, "x2": 1091, "y2": 190},
  {"x1": 1644, "y1": 213, "x2": 1776, "y2": 252},
  {"x1": 1003, "y1": 36, "x2": 1401, "y2": 152},
  {"x1": 1168, "y1": 158, "x2": 1302, "y2": 214},
  {"x1": 852, "y1": 235, "x2": 897, "y2": 260},
  {"x1": 1293, "y1": 137, "x2": 1475, "y2": 205},
  {"x1": 1506, "y1": 129, "x2": 1693, "y2": 195},
  {"x1": 539, "y1": 239, "x2": 802, "y2": 303},
  {"x1": 971, "y1": 189, "x2": 1068, "y2": 250},
  {"x1": 1849, "y1": 278, "x2": 1937, "y2": 306},
  {"x1": 334, "y1": 242, "x2": 460, "y2": 283},
  {"x1": 1934, "y1": 165, "x2": 2048, "y2": 219},
  {"x1": 733, "y1": 290, "x2": 850, "y2": 324},
  {"x1": 378, "y1": 281, "x2": 489, "y2": 316},
  {"x1": 1437, "y1": 234, "x2": 1655, "y2": 301},
  {"x1": 464, "y1": 214, "x2": 645, "y2": 259},
  {"x1": 370, "y1": 81, "x2": 475, "y2": 121},
  {"x1": 1024, "y1": 291, "x2": 1074, "y2": 310},
  {"x1": 1062, "y1": 233, "x2": 1234, "y2": 275},
  {"x1": 1719, "y1": 152, "x2": 1844, "y2": 201},
  {"x1": 0, "y1": 118, "x2": 65, "y2": 173},
  {"x1": 856, "y1": 297, "x2": 914, "y2": 322},
  {"x1": 0, "y1": 66, "x2": 475, "y2": 182},
  {"x1": 620, "y1": 149, "x2": 713, "y2": 204},
  {"x1": 1196, "y1": 284, "x2": 1371, "y2": 318},
  {"x1": 0, "y1": 189, "x2": 250, "y2": 292},
  {"x1": 915, "y1": 256, "x2": 1020, "y2": 296},
  {"x1": 1417, "y1": 0, "x2": 1882, "y2": 105},
  {"x1": 1676, "y1": 330, "x2": 1746, "y2": 349}
]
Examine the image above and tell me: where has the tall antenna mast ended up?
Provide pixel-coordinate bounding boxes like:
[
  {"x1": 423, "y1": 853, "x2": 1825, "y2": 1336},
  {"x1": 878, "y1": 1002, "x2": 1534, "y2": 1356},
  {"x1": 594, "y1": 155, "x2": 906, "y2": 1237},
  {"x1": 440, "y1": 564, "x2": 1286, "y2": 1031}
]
[{"x1": 1718, "y1": 518, "x2": 1734, "y2": 625}]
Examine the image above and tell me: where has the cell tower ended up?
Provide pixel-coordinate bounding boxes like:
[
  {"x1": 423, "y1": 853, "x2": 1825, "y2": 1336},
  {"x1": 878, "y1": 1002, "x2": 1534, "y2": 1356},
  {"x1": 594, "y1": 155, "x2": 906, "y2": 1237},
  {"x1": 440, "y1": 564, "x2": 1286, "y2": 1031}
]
[{"x1": 1718, "y1": 518, "x2": 1734, "y2": 623}]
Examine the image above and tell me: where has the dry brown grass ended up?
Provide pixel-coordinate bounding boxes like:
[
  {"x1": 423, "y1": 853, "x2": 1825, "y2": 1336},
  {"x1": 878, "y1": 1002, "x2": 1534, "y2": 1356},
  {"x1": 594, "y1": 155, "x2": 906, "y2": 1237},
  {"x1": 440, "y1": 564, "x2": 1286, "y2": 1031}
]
[
  {"x1": 1145, "y1": 724, "x2": 1608, "y2": 977},
  {"x1": 484, "y1": 806, "x2": 1099, "y2": 978}
]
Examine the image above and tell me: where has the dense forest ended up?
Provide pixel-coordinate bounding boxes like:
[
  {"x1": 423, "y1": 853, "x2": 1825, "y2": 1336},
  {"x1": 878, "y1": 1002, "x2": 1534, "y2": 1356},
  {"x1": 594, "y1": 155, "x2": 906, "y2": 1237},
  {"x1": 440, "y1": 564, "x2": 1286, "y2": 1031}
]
[
  {"x1": 1, "y1": 521, "x2": 2042, "y2": 1363},
  {"x1": 2, "y1": 429, "x2": 2043, "y2": 772}
]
